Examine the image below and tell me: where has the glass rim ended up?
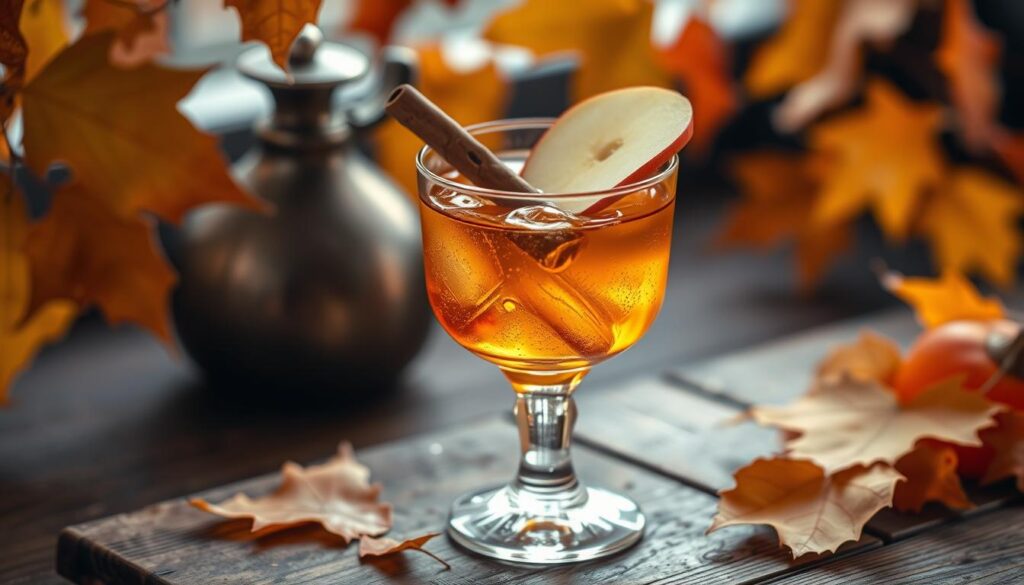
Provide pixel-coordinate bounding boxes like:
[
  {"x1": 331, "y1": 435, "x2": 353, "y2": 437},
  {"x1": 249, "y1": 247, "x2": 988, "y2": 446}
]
[{"x1": 414, "y1": 118, "x2": 680, "y2": 202}]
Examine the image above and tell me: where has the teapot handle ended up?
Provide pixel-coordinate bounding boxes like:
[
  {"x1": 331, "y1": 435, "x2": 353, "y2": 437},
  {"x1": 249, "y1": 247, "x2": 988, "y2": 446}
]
[{"x1": 345, "y1": 46, "x2": 418, "y2": 131}]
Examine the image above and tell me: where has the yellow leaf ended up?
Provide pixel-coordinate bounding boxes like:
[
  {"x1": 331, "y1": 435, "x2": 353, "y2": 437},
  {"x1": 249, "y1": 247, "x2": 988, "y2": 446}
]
[
  {"x1": 980, "y1": 410, "x2": 1024, "y2": 492},
  {"x1": 709, "y1": 458, "x2": 902, "y2": 558},
  {"x1": 893, "y1": 441, "x2": 972, "y2": 512},
  {"x1": 744, "y1": 0, "x2": 842, "y2": 97},
  {"x1": 484, "y1": 0, "x2": 671, "y2": 101},
  {"x1": 919, "y1": 168, "x2": 1023, "y2": 287},
  {"x1": 373, "y1": 44, "x2": 508, "y2": 196},
  {"x1": 884, "y1": 271, "x2": 1005, "y2": 328},
  {"x1": 225, "y1": 0, "x2": 322, "y2": 71},
  {"x1": 0, "y1": 180, "x2": 76, "y2": 404},
  {"x1": 809, "y1": 79, "x2": 944, "y2": 241},
  {"x1": 753, "y1": 376, "x2": 1000, "y2": 473},
  {"x1": 24, "y1": 185, "x2": 176, "y2": 341},
  {"x1": 21, "y1": 32, "x2": 260, "y2": 223},
  {"x1": 21, "y1": 0, "x2": 68, "y2": 83},
  {"x1": 816, "y1": 330, "x2": 902, "y2": 386}
]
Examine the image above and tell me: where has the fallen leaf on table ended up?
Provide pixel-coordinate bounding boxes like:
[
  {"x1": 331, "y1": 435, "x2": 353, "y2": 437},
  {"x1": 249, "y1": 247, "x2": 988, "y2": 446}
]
[
  {"x1": 717, "y1": 151, "x2": 851, "y2": 289},
  {"x1": 82, "y1": 0, "x2": 171, "y2": 66},
  {"x1": 774, "y1": 0, "x2": 917, "y2": 132},
  {"x1": 484, "y1": 0, "x2": 671, "y2": 101},
  {"x1": 981, "y1": 411, "x2": 1024, "y2": 492},
  {"x1": 359, "y1": 532, "x2": 450, "y2": 569},
  {"x1": 0, "y1": 181, "x2": 76, "y2": 404},
  {"x1": 753, "y1": 376, "x2": 999, "y2": 473},
  {"x1": 935, "y1": 0, "x2": 1002, "y2": 153},
  {"x1": 24, "y1": 185, "x2": 176, "y2": 341},
  {"x1": 191, "y1": 443, "x2": 392, "y2": 542},
  {"x1": 808, "y1": 79, "x2": 944, "y2": 241},
  {"x1": 20, "y1": 32, "x2": 259, "y2": 223},
  {"x1": 744, "y1": 0, "x2": 842, "y2": 98},
  {"x1": 893, "y1": 441, "x2": 972, "y2": 512},
  {"x1": 883, "y1": 271, "x2": 1005, "y2": 329},
  {"x1": 225, "y1": 0, "x2": 322, "y2": 71},
  {"x1": 816, "y1": 330, "x2": 902, "y2": 386},
  {"x1": 919, "y1": 168, "x2": 1023, "y2": 287},
  {"x1": 372, "y1": 42, "x2": 508, "y2": 195},
  {"x1": 657, "y1": 16, "x2": 737, "y2": 155},
  {"x1": 709, "y1": 457, "x2": 902, "y2": 558}
]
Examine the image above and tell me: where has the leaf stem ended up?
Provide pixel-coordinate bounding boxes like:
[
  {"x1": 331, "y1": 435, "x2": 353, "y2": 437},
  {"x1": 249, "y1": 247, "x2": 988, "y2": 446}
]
[{"x1": 412, "y1": 548, "x2": 451, "y2": 570}]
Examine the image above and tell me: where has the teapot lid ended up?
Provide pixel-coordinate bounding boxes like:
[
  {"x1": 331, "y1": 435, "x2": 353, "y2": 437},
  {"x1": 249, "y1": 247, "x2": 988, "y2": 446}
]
[{"x1": 237, "y1": 25, "x2": 370, "y2": 90}]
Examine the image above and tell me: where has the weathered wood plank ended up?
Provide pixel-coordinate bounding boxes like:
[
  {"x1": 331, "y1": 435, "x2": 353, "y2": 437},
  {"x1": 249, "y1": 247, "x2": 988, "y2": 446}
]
[
  {"x1": 767, "y1": 500, "x2": 1024, "y2": 584},
  {"x1": 57, "y1": 417, "x2": 878, "y2": 585}
]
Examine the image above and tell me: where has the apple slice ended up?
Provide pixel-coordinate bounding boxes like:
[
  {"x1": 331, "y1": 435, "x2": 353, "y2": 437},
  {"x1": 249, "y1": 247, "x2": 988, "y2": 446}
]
[{"x1": 522, "y1": 86, "x2": 693, "y2": 213}]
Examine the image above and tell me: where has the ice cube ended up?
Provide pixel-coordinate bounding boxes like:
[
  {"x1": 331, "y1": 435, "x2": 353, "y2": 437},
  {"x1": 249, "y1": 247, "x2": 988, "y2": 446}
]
[
  {"x1": 504, "y1": 204, "x2": 583, "y2": 231},
  {"x1": 431, "y1": 190, "x2": 487, "y2": 210}
]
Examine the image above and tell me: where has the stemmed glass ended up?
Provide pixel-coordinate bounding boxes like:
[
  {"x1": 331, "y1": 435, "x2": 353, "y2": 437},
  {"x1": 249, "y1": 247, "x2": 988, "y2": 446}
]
[{"x1": 416, "y1": 119, "x2": 678, "y2": 564}]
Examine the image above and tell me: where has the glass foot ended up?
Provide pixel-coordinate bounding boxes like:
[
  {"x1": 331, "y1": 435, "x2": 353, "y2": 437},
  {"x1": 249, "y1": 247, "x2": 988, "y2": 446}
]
[{"x1": 447, "y1": 483, "x2": 645, "y2": 564}]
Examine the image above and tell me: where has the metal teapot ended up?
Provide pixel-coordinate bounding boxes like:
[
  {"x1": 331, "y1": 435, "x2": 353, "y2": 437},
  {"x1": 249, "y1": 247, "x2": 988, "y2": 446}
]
[{"x1": 172, "y1": 27, "x2": 431, "y2": 400}]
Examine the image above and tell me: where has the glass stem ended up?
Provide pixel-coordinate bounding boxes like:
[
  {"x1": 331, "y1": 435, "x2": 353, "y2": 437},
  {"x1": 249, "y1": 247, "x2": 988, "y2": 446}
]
[{"x1": 512, "y1": 386, "x2": 585, "y2": 503}]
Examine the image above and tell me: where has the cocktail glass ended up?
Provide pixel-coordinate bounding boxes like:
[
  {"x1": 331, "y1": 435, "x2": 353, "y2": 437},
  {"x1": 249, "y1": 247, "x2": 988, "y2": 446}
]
[{"x1": 416, "y1": 119, "x2": 678, "y2": 564}]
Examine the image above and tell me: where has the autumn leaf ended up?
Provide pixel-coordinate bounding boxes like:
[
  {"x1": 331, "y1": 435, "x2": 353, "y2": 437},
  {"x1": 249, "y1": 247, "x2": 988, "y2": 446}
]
[
  {"x1": 935, "y1": 0, "x2": 1001, "y2": 152},
  {"x1": 225, "y1": 0, "x2": 322, "y2": 71},
  {"x1": 893, "y1": 441, "x2": 972, "y2": 512},
  {"x1": 82, "y1": 0, "x2": 171, "y2": 67},
  {"x1": 373, "y1": 43, "x2": 508, "y2": 195},
  {"x1": 884, "y1": 271, "x2": 1005, "y2": 329},
  {"x1": 808, "y1": 79, "x2": 944, "y2": 241},
  {"x1": 484, "y1": 0, "x2": 671, "y2": 102},
  {"x1": 0, "y1": 0, "x2": 27, "y2": 121},
  {"x1": 0, "y1": 180, "x2": 76, "y2": 404},
  {"x1": 993, "y1": 130, "x2": 1024, "y2": 186},
  {"x1": 709, "y1": 457, "x2": 902, "y2": 558},
  {"x1": 717, "y1": 151, "x2": 851, "y2": 289},
  {"x1": 918, "y1": 168, "x2": 1024, "y2": 287},
  {"x1": 753, "y1": 376, "x2": 999, "y2": 472},
  {"x1": 24, "y1": 185, "x2": 176, "y2": 341},
  {"x1": 744, "y1": 0, "x2": 842, "y2": 98},
  {"x1": 21, "y1": 32, "x2": 259, "y2": 223},
  {"x1": 191, "y1": 443, "x2": 392, "y2": 541},
  {"x1": 1, "y1": 0, "x2": 68, "y2": 123},
  {"x1": 657, "y1": 16, "x2": 737, "y2": 155},
  {"x1": 359, "y1": 532, "x2": 450, "y2": 569},
  {"x1": 980, "y1": 410, "x2": 1024, "y2": 491},
  {"x1": 21, "y1": 0, "x2": 68, "y2": 83},
  {"x1": 347, "y1": 0, "x2": 409, "y2": 45},
  {"x1": 816, "y1": 330, "x2": 902, "y2": 386}
]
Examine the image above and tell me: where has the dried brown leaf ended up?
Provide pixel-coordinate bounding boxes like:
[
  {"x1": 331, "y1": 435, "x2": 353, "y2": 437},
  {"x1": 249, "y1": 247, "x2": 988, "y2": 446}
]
[
  {"x1": 893, "y1": 441, "x2": 973, "y2": 512},
  {"x1": 816, "y1": 330, "x2": 902, "y2": 386},
  {"x1": 980, "y1": 410, "x2": 1024, "y2": 492},
  {"x1": 359, "y1": 532, "x2": 449, "y2": 569},
  {"x1": 225, "y1": 0, "x2": 322, "y2": 71}
]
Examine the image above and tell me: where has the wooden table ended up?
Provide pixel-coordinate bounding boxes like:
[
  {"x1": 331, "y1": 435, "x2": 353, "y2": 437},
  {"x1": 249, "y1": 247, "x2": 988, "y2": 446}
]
[{"x1": 3, "y1": 196, "x2": 1018, "y2": 584}]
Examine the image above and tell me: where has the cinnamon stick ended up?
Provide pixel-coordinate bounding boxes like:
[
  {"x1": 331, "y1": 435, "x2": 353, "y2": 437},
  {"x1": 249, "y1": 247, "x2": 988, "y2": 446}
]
[{"x1": 385, "y1": 84, "x2": 538, "y2": 193}]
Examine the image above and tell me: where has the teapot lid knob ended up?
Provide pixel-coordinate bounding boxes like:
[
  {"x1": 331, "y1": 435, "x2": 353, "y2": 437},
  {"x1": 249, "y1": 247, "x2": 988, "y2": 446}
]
[{"x1": 289, "y1": 24, "x2": 323, "y2": 66}]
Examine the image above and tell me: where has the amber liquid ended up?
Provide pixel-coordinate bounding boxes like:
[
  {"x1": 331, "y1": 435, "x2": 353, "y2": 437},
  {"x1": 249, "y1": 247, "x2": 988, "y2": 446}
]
[{"x1": 421, "y1": 169, "x2": 675, "y2": 381}]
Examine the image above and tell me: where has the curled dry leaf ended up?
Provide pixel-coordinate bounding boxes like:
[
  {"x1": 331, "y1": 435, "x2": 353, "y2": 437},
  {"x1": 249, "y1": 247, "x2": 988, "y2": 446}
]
[
  {"x1": 359, "y1": 532, "x2": 450, "y2": 569},
  {"x1": 893, "y1": 441, "x2": 972, "y2": 513},
  {"x1": 808, "y1": 79, "x2": 943, "y2": 242},
  {"x1": 709, "y1": 457, "x2": 902, "y2": 558},
  {"x1": 753, "y1": 376, "x2": 1000, "y2": 473},
  {"x1": 980, "y1": 410, "x2": 1024, "y2": 492},
  {"x1": 225, "y1": 0, "x2": 323, "y2": 71},
  {"x1": 883, "y1": 271, "x2": 1005, "y2": 329},
  {"x1": 191, "y1": 443, "x2": 391, "y2": 542},
  {"x1": 816, "y1": 330, "x2": 902, "y2": 386}
]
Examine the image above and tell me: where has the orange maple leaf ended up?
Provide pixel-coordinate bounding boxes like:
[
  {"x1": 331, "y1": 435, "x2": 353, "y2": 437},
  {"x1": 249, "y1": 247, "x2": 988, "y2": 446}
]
[
  {"x1": 935, "y1": 0, "x2": 1002, "y2": 152},
  {"x1": 744, "y1": 0, "x2": 842, "y2": 98},
  {"x1": 224, "y1": 0, "x2": 323, "y2": 71},
  {"x1": 20, "y1": 32, "x2": 259, "y2": 223},
  {"x1": 21, "y1": 0, "x2": 68, "y2": 83},
  {"x1": 0, "y1": 181, "x2": 76, "y2": 404},
  {"x1": 24, "y1": 185, "x2": 176, "y2": 341},
  {"x1": 373, "y1": 43, "x2": 508, "y2": 195},
  {"x1": 359, "y1": 532, "x2": 450, "y2": 569},
  {"x1": 82, "y1": 0, "x2": 171, "y2": 67},
  {"x1": 753, "y1": 376, "x2": 999, "y2": 473},
  {"x1": 0, "y1": 0, "x2": 68, "y2": 125},
  {"x1": 657, "y1": 16, "x2": 737, "y2": 155},
  {"x1": 980, "y1": 410, "x2": 1024, "y2": 492},
  {"x1": 484, "y1": 0, "x2": 671, "y2": 102},
  {"x1": 709, "y1": 457, "x2": 902, "y2": 558},
  {"x1": 816, "y1": 330, "x2": 902, "y2": 386},
  {"x1": 893, "y1": 441, "x2": 973, "y2": 513},
  {"x1": 884, "y1": 271, "x2": 1005, "y2": 329},
  {"x1": 191, "y1": 442, "x2": 392, "y2": 542},
  {"x1": 918, "y1": 168, "x2": 1024, "y2": 287},
  {"x1": 808, "y1": 79, "x2": 944, "y2": 241},
  {"x1": 717, "y1": 151, "x2": 851, "y2": 289},
  {"x1": 347, "y1": 0, "x2": 410, "y2": 45}
]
